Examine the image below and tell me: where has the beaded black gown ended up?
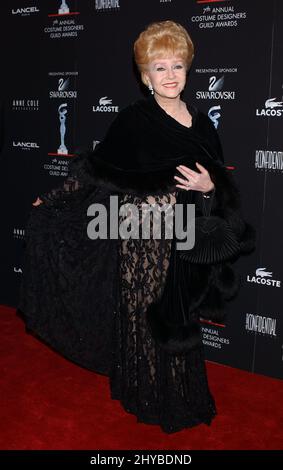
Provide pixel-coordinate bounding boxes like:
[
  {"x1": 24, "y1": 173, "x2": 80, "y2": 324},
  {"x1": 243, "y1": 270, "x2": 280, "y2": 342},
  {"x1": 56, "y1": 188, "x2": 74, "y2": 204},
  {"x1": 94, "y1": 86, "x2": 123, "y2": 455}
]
[
  {"x1": 19, "y1": 95, "x2": 252, "y2": 433},
  {"x1": 111, "y1": 191, "x2": 216, "y2": 432}
]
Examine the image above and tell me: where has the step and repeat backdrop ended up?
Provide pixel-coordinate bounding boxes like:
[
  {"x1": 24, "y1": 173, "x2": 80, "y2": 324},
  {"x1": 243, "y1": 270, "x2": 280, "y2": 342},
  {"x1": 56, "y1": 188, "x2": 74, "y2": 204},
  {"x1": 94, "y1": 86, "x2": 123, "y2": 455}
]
[{"x1": 0, "y1": 0, "x2": 282, "y2": 379}]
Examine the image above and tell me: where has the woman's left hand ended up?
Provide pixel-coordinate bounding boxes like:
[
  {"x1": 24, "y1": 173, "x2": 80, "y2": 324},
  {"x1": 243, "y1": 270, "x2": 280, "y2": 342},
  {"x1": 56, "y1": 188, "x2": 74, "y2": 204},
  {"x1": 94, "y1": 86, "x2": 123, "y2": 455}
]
[{"x1": 174, "y1": 162, "x2": 215, "y2": 193}]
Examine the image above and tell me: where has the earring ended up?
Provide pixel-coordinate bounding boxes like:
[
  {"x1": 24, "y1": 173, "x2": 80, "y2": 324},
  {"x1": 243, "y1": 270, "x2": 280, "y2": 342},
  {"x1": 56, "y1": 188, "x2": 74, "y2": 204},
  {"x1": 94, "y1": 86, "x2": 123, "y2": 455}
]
[{"x1": 148, "y1": 83, "x2": 154, "y2": 95}]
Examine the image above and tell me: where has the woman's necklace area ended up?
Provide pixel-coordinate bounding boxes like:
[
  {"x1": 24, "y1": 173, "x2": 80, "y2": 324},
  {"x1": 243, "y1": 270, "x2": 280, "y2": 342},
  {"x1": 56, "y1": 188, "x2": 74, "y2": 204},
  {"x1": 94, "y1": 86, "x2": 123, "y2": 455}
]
[{"x1": 165, "y1": 102, "x2": 192, "y2": 128}]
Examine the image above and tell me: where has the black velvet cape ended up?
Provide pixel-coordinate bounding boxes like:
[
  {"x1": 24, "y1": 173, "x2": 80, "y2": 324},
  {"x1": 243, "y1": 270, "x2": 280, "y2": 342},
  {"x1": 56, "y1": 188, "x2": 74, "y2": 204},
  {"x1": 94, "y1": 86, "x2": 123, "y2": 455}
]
[{"x1": 18, "y1": 95, "x2": 255, "y2": 373}]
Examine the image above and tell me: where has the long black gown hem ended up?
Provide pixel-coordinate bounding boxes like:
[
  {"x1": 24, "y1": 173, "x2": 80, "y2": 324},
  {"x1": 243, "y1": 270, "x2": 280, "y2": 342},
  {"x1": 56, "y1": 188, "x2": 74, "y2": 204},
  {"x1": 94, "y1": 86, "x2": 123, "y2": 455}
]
[
  {"x1": 110, "y1": 390, "x2": 217, "y2": 434},
  {"x1": 18, "y1": 311, "x2": 110, "y2": 376}
]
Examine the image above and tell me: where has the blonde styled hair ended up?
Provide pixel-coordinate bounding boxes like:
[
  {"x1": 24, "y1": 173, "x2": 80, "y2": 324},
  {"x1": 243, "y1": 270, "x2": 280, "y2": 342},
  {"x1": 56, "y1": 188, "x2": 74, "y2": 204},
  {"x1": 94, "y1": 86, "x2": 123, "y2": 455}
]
[{"x1": 134, "y1": 20, "x2": 194, "y2": 86}]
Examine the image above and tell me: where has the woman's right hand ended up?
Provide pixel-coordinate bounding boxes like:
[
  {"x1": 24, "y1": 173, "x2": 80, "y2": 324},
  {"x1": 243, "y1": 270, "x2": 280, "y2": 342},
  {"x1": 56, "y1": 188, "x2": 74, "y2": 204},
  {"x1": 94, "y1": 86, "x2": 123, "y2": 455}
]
[{"x1": 32, "y1": 197, "x2": 43, "y2": 206}]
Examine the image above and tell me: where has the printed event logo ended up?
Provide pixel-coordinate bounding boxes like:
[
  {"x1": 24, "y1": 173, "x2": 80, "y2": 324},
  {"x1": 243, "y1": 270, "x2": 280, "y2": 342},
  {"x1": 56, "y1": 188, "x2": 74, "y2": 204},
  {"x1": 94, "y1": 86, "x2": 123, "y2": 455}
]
[
  {"x1": 93, "y1": 97, "x2": 119, "y2": 113},
  {"x1": 11, "y1": 6, "x2": 40, "y2": 16},
  {"x1": 94, "y1": 0, "x2": 120, "y2": 12},
  {"x1": 49, "y1": 1, "x2": 79, "y2": 17},
  {"x1": 191, "y1": 1, "x2": 247, "y2": 30},
  {"x1": 47, "y1": 104, "x2": 73, "y2": 157},
  {"x1": 13, "y1": 141, "x2": 40, "y2": 151},
  {"x1": 47, "y1": 103, "x2": 75, "y2": 175},
  {"x1": 194, "y1": 68, "x2": 237, "y2": 129},
  {"x1": 255, "y1": 149, "x2": 283, "y2": 172},
  {"x1": 247, "y1": 268, "x2": 281, "y2": 288},
  {"x1": 93, "y1": 140, "x2": 100, "y2": 150},
  {"x1": 49, "y1": 72, "x2": 78, "y2": 99},
  {"x1": 57, "y1": 104, "x2": 69, "y2": 155},
  {"x1": 256, "y1": 97, "x2": 283, "y2": 117},
  {"x1": 208, "y1": 105, "x2": 221, "y2": 129},
  {"x1": 58, "y1": 1, "x2": 70, "y2": 14},
  {"x1": 195, "y1": 73, "x2": 236, "y2": 100},
  {"x1": 245, "y1": 313, "x2": 277, "y2": 337},
  {"x1": 46, "y1": 1, "x2": 83, "y2": 39},
  {"x1": 14, "y1": 267, "x2": 23, "y2": 274},
  {"x1": 13, "y1": 228, "x2": 25, "y2": 240},
  {"x1": 201, "y1": 325, "x2": 230, "y2": 350},
  {"x1": 12, "y1": 99, "x2": 39, "y2": 112}
]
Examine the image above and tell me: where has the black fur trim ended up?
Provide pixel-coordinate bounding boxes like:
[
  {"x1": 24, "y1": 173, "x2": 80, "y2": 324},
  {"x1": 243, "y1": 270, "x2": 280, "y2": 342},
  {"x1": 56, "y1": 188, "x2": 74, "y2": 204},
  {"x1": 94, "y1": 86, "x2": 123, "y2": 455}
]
[
  {"x1": 146, "y1": 304, "x2": 202, "y2": 354},
  {"x1": 211, "y1": 263, "x2": 240, "y2": 300},
  {"x1": 70, "y1": 151, "x2": 177, "y2": 196},
  {"x1": 196, "y1": 286, "x2": 227, "y2": 323},
  {"x1": 239, "y1": 222, "x2": 257, "y2": 253}
]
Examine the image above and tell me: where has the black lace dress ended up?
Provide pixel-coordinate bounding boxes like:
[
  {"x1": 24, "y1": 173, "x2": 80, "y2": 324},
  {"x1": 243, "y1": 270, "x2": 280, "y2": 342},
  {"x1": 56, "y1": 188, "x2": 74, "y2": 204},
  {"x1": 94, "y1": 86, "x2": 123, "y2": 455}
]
[
  {"x1": 20, "y1": 172, "x2": 216, "y2": 433},
  {"x1": 111, "y1": 191, "x2": 216, "y2": 433},
  {"x1": 22, "y1": 173, "x2": 216, "y2": 433},
  {"x1": 18, "y1": 94, "x2": 226, "y2": 433}
]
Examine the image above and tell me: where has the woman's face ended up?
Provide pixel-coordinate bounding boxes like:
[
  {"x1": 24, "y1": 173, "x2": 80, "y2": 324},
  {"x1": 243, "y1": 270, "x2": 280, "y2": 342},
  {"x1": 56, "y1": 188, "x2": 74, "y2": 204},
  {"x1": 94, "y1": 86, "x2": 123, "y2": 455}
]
[{"x1": 144, "y1": 56, "x2": 187, "y2": 99}]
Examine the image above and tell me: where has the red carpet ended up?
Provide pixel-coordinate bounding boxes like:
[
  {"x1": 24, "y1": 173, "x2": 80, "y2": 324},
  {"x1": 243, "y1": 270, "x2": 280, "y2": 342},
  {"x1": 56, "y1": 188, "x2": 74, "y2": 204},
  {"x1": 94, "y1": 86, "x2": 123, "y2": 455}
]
[{"x1": 0, "y1": 305, "x2": 282, "y2": 450}]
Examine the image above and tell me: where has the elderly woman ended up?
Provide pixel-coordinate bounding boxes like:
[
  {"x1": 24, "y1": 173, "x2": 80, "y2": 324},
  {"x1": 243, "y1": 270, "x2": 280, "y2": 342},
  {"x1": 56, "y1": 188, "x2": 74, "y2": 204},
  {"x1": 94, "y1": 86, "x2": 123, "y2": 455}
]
[{"x1": 19, "y1": 21, "x2": 254, "y2": 433}]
